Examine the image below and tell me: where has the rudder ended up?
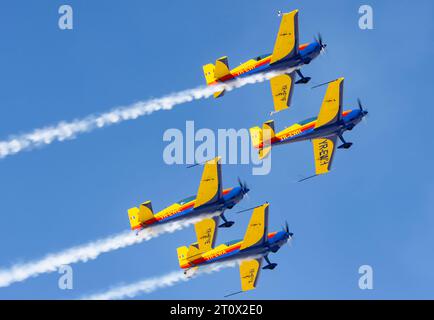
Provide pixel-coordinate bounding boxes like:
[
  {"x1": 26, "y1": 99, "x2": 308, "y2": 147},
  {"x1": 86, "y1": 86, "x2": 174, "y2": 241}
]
[
  {"x1": 177, "y1": 246, "x2": 189, "y2": 268},
  {"x1": 203, "y1": 63, "x2": 216, "y2": 85},
  {"x1": 249, "y1": 126, "x2": 263, "y2": 149}
]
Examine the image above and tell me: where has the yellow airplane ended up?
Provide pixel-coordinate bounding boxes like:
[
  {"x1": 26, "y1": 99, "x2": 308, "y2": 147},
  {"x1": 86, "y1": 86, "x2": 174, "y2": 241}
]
[
  {"x1": 177, "y1": 203, "x2": 293, "y2": 294},
  {"x1": 249, "y1": 78, "x2": 368, "y2": 180},
  {"x1": 128, "y1": 157, "x2": 249, "y2": 233},
  {"x1": 203, "y1": 9, "x2": 326, "y2": 114}
]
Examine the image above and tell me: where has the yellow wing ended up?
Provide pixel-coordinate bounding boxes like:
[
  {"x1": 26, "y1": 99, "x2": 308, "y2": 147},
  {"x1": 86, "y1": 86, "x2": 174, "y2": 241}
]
[
  {"x1": 239, "y1": 258, "x2": 262, "y2": 292},
  {"x1": 312, "y1": 137, "x2": 337, "y2": 175},
  {"x1": 240, "y1": 203, "x2": 269, "y2": 250},
  {"x1": 194, "y1": 157, "x2": 223, "y2": 208},
  {"x1": 270, "y1": 72, "x2": 296, "y2": 113},
  {"x1": 315, "y1": 78, "x2": 344, "y2": 128},
  {"x1": 185, "y1": 217, "x2": 219, "y2": 262},
  {"x1": 193, "y1": 217, "x2": 219, "y2": 252},
  {"x1": 270, "y1": 10, "x2": 299, "y2": 64}
]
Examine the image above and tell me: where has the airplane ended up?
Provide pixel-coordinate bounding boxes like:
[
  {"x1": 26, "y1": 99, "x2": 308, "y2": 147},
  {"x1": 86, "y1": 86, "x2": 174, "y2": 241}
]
[
  {"x1": 176, "y1": 203, "x2": 293, "y2": 294},
  {"x1": 202, "y1": 9, "x2": 326, "y2": 114},
  {"x1": 249, "y1": 77, "x2": 368, "y2": 180},
  {"x1": 127, "y1": 157, "x2": 249, "y2": 233}
]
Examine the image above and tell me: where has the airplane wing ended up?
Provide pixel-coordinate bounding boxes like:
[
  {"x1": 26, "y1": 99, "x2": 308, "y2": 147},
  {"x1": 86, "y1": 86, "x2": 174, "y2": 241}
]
[
  {"x1": 193, "y1": 216, "x2": 219, "y2": 252},
  {"x1": 270, "y1": 10, "x2": 299, "y2": 65},
  {"x1": 239, "y1": 258, "x2": 262, "y2": 292},
  {"x1": 315, "y1": 78, "x2": 344, "y2": 128},
  {"x1": 194, "y1": 157, "x2": 223, "y2": 208},
  {"x1": 186, "y1": 216, "x2": 220, "y2": 262},
  {"x1": 240, "y1": 203, "x2": 269, "y2": 250},
  {"x1": 312, "y1": 136, "x2": 338, "y2": 175},
  {"x1": 270, "y1": 72, "x2": 296, "y2": 113}
]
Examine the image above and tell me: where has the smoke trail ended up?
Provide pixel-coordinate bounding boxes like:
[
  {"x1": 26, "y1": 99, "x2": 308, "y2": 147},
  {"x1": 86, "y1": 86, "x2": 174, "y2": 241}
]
[
  {"x1": 0, "y1": 68, "x2": 296, "y2": 159},
  {"x1": 0, "y1": 215, "x2": 210, "y2": 288},
  {"x1": 82, "y1": 260, "x2": 239, "y2": 300}
]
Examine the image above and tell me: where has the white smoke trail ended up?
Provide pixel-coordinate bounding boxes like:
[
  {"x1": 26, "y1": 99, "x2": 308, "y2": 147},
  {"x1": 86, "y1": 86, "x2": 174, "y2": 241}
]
[
  {"x1": 82, "y1": 260, "x2": 239, "y2": 300},
  {"x1": 0, "y1": 68, "x2": 297, "y2": 159},
  {"x1": 0, "y1": 215, "x2": 211, "y2": 288}
]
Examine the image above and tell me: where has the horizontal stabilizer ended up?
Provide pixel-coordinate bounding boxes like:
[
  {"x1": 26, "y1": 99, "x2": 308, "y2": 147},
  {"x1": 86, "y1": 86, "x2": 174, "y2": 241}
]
[
  {"x1": 128, "y1": 201, "x2": 155, "y2": 230},
  {"x1": 214, "y1": 56, "x2": 230, "y2": 79}
]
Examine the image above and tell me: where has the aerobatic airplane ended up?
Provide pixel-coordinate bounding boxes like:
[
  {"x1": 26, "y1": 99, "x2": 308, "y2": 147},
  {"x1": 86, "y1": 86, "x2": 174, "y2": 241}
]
[
  {"x1": 249, "y1": 78, "x2": 368, "y2": 179},
  {"x1": 202, "y1": 9, "x2": 326, "y2": 114},
  {"x1": 128, "y1": 157, "x2": 249, "y2": 233},
  {"x1": 177, "y1": 203, "x2": 293, "y2": 294}
]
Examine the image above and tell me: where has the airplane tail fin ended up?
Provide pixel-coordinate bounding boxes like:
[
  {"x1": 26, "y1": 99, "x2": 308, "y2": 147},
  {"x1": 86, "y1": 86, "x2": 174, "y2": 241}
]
[
  {"x1": 127, "y1": 201, "x2": 155, "y2": 231},
  {"x1": 203, "y1": 63, "x2": 216, "y2": 85},
  {"x1": 203, "y1": 57, "x2": 230, "y2": 99},
  {"x1": 249, "y1": 120, "x2": 275, "y2": 159},
  {"x1": 249, "y1": 126, "x2": 263, "y2": 149},
  {"x1": 176, "y1": 246, "x2": 189, "y2": 268}
]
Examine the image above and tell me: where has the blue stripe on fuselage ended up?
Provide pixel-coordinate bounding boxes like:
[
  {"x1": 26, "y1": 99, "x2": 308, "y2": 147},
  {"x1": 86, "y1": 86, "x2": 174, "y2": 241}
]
[
  {"x1": 157, "y1": 186, "x2": 244, "y2": 223},
  {"x1": 278, "y1": 109, "x2": 358, "y2": 144}
]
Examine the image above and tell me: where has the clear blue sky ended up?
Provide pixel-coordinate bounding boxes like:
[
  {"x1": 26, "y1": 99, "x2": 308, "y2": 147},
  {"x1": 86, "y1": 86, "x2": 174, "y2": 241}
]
[{"x1": 0, "y1": 0, "x2": 433, "y2": 299}]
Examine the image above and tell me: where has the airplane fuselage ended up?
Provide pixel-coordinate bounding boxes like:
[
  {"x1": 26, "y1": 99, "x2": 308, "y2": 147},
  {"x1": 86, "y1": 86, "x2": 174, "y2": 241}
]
[
  {"x1": 134, "y1": 186, "x2": 245, "y2": 231},
  {"x1": 180, "y1": 231, "x2": 290, "y2": 269},
  {"x1": 209, "y1": 42, "x2": 322, "y2": 85},
  {"x1": 255, "y1": 109, "x2": 365, "y2": 150}
]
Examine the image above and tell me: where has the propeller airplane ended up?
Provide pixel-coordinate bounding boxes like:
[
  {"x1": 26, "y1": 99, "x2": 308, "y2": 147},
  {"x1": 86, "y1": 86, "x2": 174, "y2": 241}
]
[
  {"x1": 177, "y1": 203, "x2": 293, "y2": 294},
  {"x1": 249, "y1": 78, "x2": 368, "y2": 180},
  {"x1": 127, "y1": 157, "x2": 249, "y2": 234},
  {"x1": 202, "y1": 9, "x2": 326, "y2": 114}
]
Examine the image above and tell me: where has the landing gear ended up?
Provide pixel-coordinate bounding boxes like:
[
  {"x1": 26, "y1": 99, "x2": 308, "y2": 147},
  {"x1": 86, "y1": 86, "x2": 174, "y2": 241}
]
[
  {"x1": 219, "y1": 213, "x2": 235, "y2": 228},
  {"x1": 338, "y1": 135, "x2": 353, "y2": 149},
  {"x1": 295, "y1": 70, "x2": 311, "y2": 84},
  {"x1": 262, "y1": 255, "x2": 277, "y2": 270}
]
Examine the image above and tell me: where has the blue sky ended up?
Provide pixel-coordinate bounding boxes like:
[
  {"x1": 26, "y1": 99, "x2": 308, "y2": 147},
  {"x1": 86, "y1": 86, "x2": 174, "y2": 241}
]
[{"x1": 0, "y1": 0, "x2": 434, "y2": 299}]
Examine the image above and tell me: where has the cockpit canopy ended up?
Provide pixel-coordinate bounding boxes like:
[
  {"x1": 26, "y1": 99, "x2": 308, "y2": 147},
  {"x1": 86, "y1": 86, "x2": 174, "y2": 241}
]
[
  {"x1": 177, "y1": 195, "x2": 195, "y2": 205},
  {"x1": 254, "y1": 53, "x2": 271, "y2": 61}
]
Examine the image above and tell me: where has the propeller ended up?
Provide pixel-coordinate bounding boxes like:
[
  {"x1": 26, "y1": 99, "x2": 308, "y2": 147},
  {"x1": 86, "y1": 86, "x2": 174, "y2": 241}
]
[
  {"x1": 237, "y1": 177, "x2": 250, "y2": 196},
  {"x1": 315, "y1": 33, "x2": 327, "y2": 52},
  {"x1": 357, "y1": 98, "x2": 369, "y2": 119},
  {"x1": 282, "y1": 221, "x2": 294, "y2": 243}
]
